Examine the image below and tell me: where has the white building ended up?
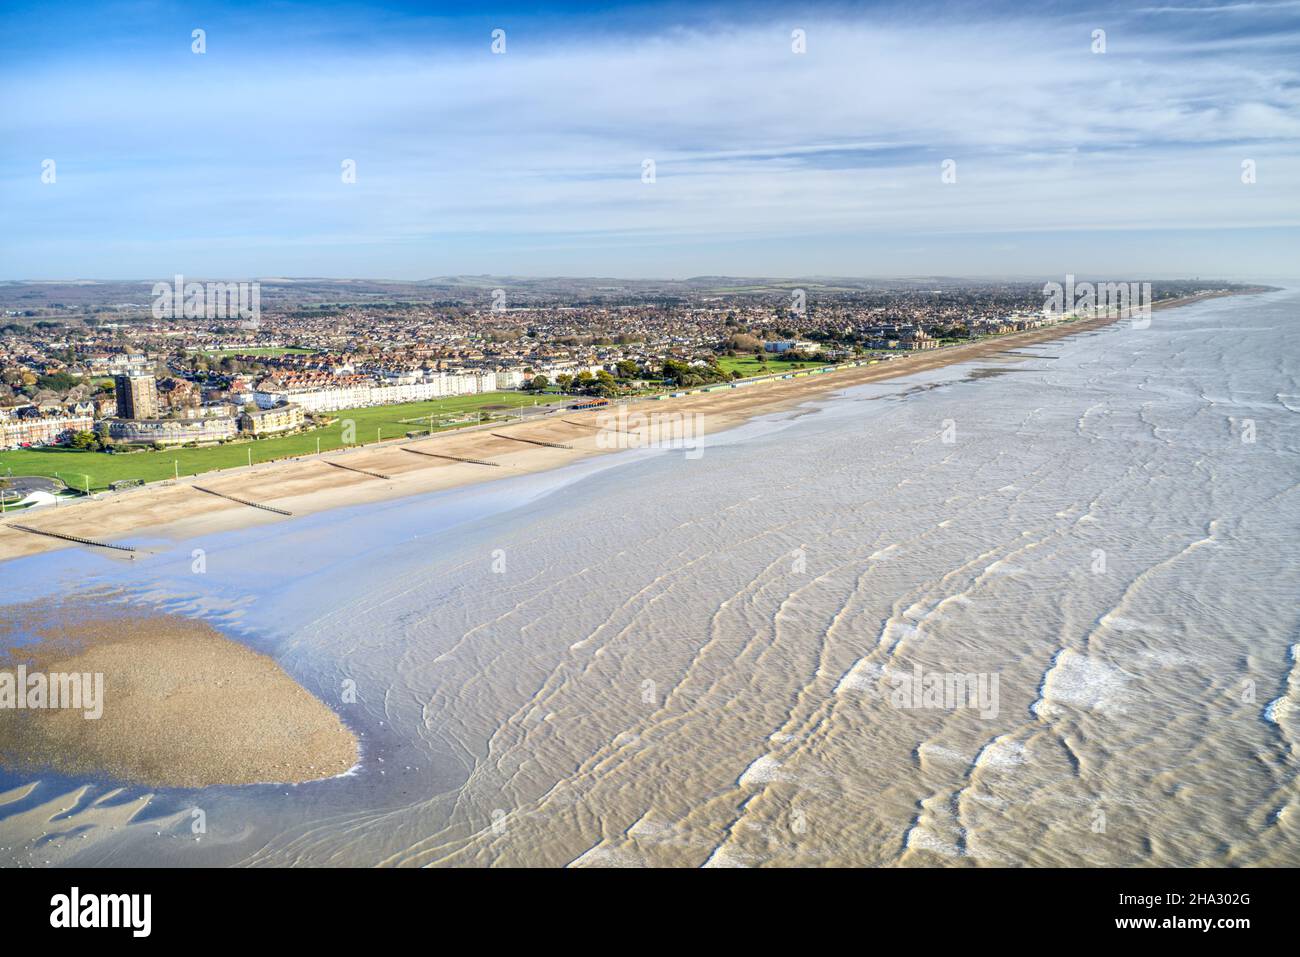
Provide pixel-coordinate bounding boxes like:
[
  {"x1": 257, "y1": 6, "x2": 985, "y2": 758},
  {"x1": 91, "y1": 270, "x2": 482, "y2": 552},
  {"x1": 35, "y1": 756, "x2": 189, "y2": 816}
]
[{"x1": 252, "y1": 371, "x2": 502, "y2": 413}]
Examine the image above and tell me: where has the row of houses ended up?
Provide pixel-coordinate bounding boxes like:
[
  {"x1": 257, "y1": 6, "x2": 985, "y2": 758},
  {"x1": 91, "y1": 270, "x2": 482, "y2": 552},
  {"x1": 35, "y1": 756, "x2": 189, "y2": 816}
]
[
  {"x1": 84, "y1": 352, "x2": 154, "y2": 378},
  {"x1": 968, "y1": 315, "x2": 1055, "y2": 335},
  {"x1": 0, "y1": 404, "x2": 95, "y2": 449},
  {"x1": 251, "y1": 370, "x2": 527, "y2": 413}
]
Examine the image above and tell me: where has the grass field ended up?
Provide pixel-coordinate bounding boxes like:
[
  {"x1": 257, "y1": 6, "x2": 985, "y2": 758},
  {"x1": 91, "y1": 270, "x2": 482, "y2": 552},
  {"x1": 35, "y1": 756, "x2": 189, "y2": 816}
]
[
  {"x1": 0, "y1": 392, "x2": 566, "y2": 491},
  {"x1": 716, "y1": 355, "x2": 822, "y2": 377}
]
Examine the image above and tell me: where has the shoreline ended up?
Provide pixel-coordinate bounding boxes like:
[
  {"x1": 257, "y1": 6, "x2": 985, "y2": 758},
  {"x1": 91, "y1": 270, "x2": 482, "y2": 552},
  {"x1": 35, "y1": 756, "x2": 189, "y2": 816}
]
[{"x1": 0, "y1": 291, "x2": 1238, "y2": 565}]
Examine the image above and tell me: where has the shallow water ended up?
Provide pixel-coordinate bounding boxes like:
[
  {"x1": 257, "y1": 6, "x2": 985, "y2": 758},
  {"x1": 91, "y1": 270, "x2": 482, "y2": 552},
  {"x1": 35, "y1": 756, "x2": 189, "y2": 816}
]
[{"x1": 2, "y1": 288, "x2": 1298, "y2": 867}]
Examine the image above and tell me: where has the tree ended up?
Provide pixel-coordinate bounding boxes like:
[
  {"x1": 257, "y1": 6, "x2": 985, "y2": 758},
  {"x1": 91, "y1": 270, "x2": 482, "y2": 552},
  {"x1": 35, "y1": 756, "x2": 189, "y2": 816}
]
[
  {"x1": 527, "y1": 374, "x2": 550, "y2": 392},
  {"x1": 556, "y1": 374, "x2": 573, "y2": 392},
  {"x1": 594, "y1": 370, "x2": 618, "y2": 397},
  {"x1": 68, "y1": 430, "x2": 97, "y2": 450},
  {"x1": 615, "y1": 359, "x2": 639, "y2": 379},
  {"x1": 661, "y1": 358, "x2": 692, "y2": 383},
  {"x1": 37, "y1": 371, "x2": 81, "y2": 393},
  {"x1": 661, "y1": 358, "x2": 728, "y2": 385}
]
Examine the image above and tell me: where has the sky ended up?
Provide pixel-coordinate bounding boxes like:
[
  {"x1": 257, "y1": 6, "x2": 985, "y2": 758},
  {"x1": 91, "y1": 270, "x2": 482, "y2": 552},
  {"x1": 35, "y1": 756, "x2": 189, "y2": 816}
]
[{"x1": 1, "y1": 0, "x2": 1298, "y2": 280}]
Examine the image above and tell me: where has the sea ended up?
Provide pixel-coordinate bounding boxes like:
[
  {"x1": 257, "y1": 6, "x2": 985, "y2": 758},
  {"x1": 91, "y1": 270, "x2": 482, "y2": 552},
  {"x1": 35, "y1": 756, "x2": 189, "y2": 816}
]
[{"x1": 1, "y1": 287, "x2": 1297, "y2": 867}]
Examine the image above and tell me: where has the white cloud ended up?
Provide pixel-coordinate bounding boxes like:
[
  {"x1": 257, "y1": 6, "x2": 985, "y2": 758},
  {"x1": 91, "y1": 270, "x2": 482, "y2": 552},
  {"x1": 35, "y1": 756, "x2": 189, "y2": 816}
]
[{"x1": 2, "y1": 13, "x2": 1297, "y2": 276}]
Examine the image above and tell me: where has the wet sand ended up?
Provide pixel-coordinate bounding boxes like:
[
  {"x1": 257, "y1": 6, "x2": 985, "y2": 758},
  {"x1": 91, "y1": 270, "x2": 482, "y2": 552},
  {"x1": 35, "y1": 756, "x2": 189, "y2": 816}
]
[
  {"x1": 0, "y1": 602, "x2": 358, "y2": 788},
  {"x1": 0, "y1": 298, "x2": 1217, "y2": 565}
]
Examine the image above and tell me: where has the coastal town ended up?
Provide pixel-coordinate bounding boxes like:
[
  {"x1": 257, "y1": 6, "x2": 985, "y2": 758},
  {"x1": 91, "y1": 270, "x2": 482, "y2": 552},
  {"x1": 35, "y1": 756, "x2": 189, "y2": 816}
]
[{"x1": 0, "y1": 276, "x2": 1242, "y2": 496}]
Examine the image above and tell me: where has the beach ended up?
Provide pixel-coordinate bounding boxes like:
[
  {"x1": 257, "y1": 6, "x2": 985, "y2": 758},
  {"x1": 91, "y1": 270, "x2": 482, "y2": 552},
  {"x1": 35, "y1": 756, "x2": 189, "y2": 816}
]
[
  {"x1": 0, "y1": 303, "x2": 1214, "y2": 566},
  {"x1": 0, "y1": 286, "x2": 1296, "y2": 866},
  {"x1": 0, "y1": 600, "x2": 358, "y2": 789}
]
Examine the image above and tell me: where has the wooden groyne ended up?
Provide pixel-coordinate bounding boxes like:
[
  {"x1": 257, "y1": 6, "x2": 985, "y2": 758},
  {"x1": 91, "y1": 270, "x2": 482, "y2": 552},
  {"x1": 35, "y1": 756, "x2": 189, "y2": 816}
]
[
  {"x1": 322, "y1": 460, "x2": 392, "y2": 480},
  {"x1": 402, "y1": 448, "x2": 501, "y2": 467},
  {"x1": 490, "y1": 432, "x2": 573, "y2": 450},
  {"x1": 3, "y1": 523, "x2": 137, "y2": 552},
  {"x1": 561, "y1": 418, "x2": 640, "y2": 436},
  {"x1": 191, "y1": 485, "x2": 293, "y2": 516}
]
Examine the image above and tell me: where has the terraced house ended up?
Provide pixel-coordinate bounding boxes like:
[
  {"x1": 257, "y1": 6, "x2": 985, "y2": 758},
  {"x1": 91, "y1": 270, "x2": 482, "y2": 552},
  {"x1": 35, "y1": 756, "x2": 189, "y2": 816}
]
[{"x1": 0, "y1": 404, "x2": 94, "y2": 449}]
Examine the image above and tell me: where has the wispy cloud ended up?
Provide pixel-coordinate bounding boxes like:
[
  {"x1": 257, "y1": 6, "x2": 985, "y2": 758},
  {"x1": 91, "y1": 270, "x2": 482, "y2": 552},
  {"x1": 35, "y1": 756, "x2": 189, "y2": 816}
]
[{"x1": 1137, "y1": 2, "x2": 1300, "y2": 14}]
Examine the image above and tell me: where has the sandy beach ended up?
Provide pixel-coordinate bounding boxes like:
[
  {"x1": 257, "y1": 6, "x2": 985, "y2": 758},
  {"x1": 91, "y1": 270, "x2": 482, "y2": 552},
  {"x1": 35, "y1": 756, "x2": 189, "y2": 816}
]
[
  {"x1": 0, "y1": 299, "x2": 1214, "y2": 566},
  {"x1": 0, "y1": 600, "x2": 358, "y2": 788}
]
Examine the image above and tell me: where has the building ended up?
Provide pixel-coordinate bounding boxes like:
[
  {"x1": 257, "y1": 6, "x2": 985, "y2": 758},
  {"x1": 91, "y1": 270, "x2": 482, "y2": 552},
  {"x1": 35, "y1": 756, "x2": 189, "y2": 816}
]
[
  {"x1": 97, "y1": 416, "x2": 238, "y2": 447},
  {"x1": 114, "y1": 374, "x2": 160, "y2": 419},
  {"x1": 158, "y1": 377, "x2": 200, "y2": 412},
  {"x1": 86, "y1": 353, "x2": 153, "y2": 377},
  {"x1": 238, "y1": 403, "x2": 305, "y2": 436},
  {"x1": 902, "y1": 329, "x2": 939, "y2": 351},
  {"x1": 252, "y1": 373, "x2": 374, "y2": 413},
  {"x1": 764, "y1": 340, "x2": 820, "y2": 354},
  {"x1": 0, "y1": 405, "x2": 95, "y2": 450},
  {"x1": 251, "y1": 371, "x2": 499, "y2": 413}
]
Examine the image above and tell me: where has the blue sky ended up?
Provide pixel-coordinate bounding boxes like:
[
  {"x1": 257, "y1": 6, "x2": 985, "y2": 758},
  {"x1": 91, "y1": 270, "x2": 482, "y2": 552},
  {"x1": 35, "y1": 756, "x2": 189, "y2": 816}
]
[{"x1": 1, "y1": 0, "x2": 1298, "y2": 280}]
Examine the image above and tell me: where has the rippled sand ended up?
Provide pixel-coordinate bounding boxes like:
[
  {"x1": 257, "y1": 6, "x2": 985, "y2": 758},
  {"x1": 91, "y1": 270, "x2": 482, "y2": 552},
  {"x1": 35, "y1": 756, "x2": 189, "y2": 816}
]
[{"x1": 0, "y1": 289, "x2": 1296, "y2": 867}]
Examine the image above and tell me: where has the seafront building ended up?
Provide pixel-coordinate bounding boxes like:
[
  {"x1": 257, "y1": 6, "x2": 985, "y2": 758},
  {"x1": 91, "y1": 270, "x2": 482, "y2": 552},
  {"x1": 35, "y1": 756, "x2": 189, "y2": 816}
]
[
  {"x1": 764, "y1": 340, "x2": 821, "y2": 354},
  {"x1": 97, "y1": 415, "x2": 239, "y2": 446},
  {"x1": 238, "y1": 403, "x2": 305, "y2": 436},
  {"x1": 252, "y1": 370, "x2": 503, "y2": 413},
  {"x1": 902, "y1": 329, "x2": 939, "y2": 350}
]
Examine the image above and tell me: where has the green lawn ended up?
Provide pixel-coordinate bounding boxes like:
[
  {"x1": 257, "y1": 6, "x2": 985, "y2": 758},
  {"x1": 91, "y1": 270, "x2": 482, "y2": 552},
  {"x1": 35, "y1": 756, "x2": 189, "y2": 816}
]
[
  {"x1": 716, "y1": 356, "x2": 775, "y2": 377},
  {"x1": 716, "y1": 355, "x2": 823, "y2": 377},
  {"x1": 0, "y1": 392, "x2": 566, "y2": 491}
]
